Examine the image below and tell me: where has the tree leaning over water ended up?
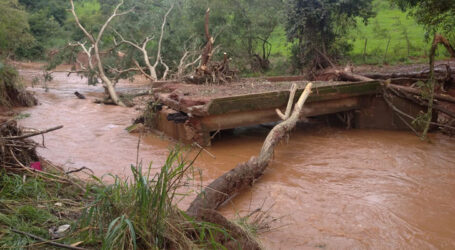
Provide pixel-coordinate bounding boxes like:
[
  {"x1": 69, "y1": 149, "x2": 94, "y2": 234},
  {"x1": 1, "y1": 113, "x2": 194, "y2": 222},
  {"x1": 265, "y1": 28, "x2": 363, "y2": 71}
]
[{"x1": 68, "y1": 0, "x2": 135, "y2": 106}]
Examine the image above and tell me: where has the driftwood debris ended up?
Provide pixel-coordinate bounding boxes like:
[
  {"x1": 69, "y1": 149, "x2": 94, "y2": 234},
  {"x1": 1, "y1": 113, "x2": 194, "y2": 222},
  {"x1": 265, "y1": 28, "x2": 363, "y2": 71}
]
[
  {"x1": 3, "y1": 125, "x2": 63, "y2": 140},
  {"x1": 327, "y1": 66, "x2": 455, "y2": 106},
  {"x1": 187, "y1": 83, "x2": 313, "y2": 238},
  {"x1": 74, "y1": 91, "x2": 86, "y2": 99},
  {"x1": 11, "y1": 229, "x2": 87, "y2": 250},
  {"x1": 388, "y1": 84, "x2": 455, "y2": 104}
]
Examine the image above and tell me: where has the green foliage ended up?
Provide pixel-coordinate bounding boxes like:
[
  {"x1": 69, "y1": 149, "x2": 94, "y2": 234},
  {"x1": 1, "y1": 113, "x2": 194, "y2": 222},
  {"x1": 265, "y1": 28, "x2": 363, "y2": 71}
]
[
  {"x1": 12, "y1": 0, "x2": 69, "y2": 59},
  {"x1": 348, "y1": 0, "x2": 430, "y2": 65},
  {"x1": 0, "y1": 63, "x2": 23, "y2": 107},
  {"x1": 391, "y1": 0, "x2": 455, "y2": 40},
  {"x1": 19, "y1": 0, "x2": 68, "y2": 25},
  {"x1": 285, "y1": 0, "x2": 375, "y2": 71},
  {"x1": 0, "y1": 0, "x2": 34, "y2": 58},
  {"x1": 4, "y1": 0, "x2": 446, "y2": 75}
]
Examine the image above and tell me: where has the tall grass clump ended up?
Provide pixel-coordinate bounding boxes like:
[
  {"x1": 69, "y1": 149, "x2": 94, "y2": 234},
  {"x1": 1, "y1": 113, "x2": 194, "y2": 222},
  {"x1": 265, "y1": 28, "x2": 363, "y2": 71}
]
[{"x1": 79, "y1": 149, "x2": 232, "y2": 249}]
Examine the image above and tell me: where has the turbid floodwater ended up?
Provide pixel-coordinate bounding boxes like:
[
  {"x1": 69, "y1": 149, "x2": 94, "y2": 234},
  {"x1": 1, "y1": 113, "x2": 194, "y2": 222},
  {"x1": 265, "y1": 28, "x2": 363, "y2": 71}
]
[{"x1": 16, "y1": 68, "x2": 455, "y2": 249}]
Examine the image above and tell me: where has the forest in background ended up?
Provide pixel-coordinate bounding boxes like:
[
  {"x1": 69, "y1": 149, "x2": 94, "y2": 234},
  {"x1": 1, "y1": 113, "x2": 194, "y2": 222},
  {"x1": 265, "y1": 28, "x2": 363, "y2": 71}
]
[{"x1": 0, "y1": 0, "x2": 454, "y2": 77}]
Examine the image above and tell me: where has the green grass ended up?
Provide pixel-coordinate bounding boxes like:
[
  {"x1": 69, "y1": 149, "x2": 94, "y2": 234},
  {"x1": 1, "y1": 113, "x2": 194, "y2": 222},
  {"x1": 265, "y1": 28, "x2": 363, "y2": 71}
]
[
  {"x1": 348, "y1": 0, "x2": 430, "y2": 65},
  {"x1": 0, "y1": 170, "x2": 85, "y2": 248},
  {"x1": 269, "y1": 27, "x2": 292, "y2": 58},
  {"x1": 265, "y1": 0, "x2": 450, "y2": 69}
]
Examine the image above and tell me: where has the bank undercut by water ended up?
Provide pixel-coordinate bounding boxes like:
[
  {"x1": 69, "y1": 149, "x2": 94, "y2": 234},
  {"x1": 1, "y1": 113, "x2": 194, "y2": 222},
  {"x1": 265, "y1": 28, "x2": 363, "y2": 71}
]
[{"x1": 0, "y1": 62, "x2": 37, "y2": 108}]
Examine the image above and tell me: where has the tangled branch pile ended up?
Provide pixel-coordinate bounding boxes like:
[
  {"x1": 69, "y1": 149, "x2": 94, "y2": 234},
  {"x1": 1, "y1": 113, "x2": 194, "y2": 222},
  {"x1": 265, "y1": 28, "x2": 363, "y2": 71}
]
[
  {"x1": 186, "y1": 9, "x2": 238, "y2": 84},
  {"x1": 0, "y1": 120, "x2": 39, "y2": 173}
]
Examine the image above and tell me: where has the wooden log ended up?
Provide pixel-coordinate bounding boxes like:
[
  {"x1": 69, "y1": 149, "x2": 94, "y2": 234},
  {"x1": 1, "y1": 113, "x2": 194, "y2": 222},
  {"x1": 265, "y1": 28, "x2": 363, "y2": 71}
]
[
  {"x1": 362, "y1": 66, "x2": 454, "y2": 80},
  {"x1": 336, "y1": 70, "x2": 373, "y2": 82},
  {"x1": 388, "y1": 84, "x2": 455, "y2": 104},
  {"x1": 74, "y1": 91, "x2": 86, "y2": 99}
]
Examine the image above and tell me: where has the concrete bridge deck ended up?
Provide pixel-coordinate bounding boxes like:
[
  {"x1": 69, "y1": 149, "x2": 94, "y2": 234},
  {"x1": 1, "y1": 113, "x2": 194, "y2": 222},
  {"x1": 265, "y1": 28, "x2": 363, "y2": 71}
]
[{"x1": 148, "y1": 79, "x2": 418, "y2": 146}]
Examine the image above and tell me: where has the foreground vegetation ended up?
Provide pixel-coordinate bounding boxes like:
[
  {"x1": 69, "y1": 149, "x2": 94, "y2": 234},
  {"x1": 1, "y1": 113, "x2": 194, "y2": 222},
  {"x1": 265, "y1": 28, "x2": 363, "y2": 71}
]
[{"x1": 0, "y1": 146, "x2": 261, "y2": 249}]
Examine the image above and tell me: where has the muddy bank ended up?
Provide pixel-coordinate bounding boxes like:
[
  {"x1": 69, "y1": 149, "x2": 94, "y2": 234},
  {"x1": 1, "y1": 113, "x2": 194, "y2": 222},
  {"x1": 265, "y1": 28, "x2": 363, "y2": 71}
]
[{"x1": 15, "y1": 67, "x2": 455, "y2": 249}]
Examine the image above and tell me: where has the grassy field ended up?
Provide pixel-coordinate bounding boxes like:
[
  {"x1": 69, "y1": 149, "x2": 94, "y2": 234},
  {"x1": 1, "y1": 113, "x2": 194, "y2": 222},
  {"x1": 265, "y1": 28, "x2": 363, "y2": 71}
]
[
  {"x1": 348, "y1": 0, "x2": 430, "y2": 65},
  {"x1": 267, "y1": 0, "x2": 448, "y2": 69}
]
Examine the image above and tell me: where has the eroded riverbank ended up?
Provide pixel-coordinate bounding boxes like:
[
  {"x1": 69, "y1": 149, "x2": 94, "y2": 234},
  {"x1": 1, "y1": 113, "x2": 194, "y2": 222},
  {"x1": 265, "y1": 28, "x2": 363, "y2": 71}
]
[{"x1": 16, "y1": 68, "x2": 455, "y2": 249}]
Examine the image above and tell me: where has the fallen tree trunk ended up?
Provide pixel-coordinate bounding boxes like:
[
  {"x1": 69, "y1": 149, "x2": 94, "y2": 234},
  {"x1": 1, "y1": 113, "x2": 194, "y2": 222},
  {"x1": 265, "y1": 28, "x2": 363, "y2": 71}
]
[
  {"x1": 336, "y1": 69, "x2": 373, "y2": 82},
  {"x1": 361, "y1": 64, "x2": 454, "y2": 80},
  {"x1": 389, "y1": 85, "x2": 455, "y2": 119},
  {"x1": 187, "y1": 83, "x2": 313, "y2": 214},
  {"x1": 186, "y1": 83, "x2": 312, "y2": 249},
  {"x1": 387, "y1": 84, "x2": 455, "y2": 104},
  {"x1": 329, "y1": 68, "x2": 455, "y2": 105}
]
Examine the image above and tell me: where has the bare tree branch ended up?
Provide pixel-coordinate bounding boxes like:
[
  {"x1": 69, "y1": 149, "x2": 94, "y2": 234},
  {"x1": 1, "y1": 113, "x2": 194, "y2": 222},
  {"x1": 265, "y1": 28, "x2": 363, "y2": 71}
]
[
  {"x1": 69, "y1": 0, "x2": 129, "y2": 106},
  {"x1": 133, "y1": 59, "x2": 155, "y2": 81},
  {"x1": 70, "y1": 0, "x2": 95, "y2": 43},
  {"x1": 113, "y1": 4, "x2": 174, "y2": 81},
  {"x1": 153, "y1": 4, "x2": 174, "y2": 68},
  {"x1": 160, "y1": 56, "x2": 169, "y2": 80},
  {"x1": 96, "y1": 0, "x2": 134, "y2": 45}
]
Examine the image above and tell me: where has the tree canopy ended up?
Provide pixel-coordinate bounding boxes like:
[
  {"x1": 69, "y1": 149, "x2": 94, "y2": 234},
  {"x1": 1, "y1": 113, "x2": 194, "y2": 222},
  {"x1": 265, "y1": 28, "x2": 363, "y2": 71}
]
[
  {"x1": 286, "y1": 0, "x2": 375, "y2": 72},
  {"x1": 2, "y1": 0, "x2": 452, "y2": 76},
  {"x1": 391, "y1": 0, "x2": 454, "y2": 40},
  {"x1": 0, "y1": 0, "x2": 34, "y2": 58}
]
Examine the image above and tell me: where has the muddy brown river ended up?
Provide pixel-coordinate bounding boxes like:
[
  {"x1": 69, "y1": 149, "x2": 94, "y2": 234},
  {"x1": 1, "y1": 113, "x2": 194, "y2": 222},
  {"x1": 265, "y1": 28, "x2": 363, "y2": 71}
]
[{"x1": 16, "y1": 68, "x2": 455, "y2": 249}]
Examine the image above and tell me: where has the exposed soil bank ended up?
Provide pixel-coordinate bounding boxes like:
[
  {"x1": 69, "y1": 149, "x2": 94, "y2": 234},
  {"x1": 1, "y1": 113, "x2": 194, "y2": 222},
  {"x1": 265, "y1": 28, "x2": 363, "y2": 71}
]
[{"x1": 15, "y1": 67, "x2": 455, "y2": 249}]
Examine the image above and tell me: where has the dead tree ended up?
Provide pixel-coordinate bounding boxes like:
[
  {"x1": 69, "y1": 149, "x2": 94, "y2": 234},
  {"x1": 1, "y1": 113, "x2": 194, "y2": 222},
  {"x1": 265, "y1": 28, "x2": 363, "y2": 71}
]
[
  {"x1": 115, "y1": 4, "x2": 174, "y2": 82},
  {"x1": 434, "y1": 34, "x2": 455, "y2": 58},
  {"x1": 187, "y1": 83, "x2": 313, "y2": 231},
  {"x1": 251, "y1": 37, "x2": 272, "y2": 72},
  {"x1": 199, "y1": 8, "x2": 215, "y2": 74},
  {"x1": 69, "y1": 0, "x2": 134, "y2": 106},
  {"x1": 188, "y1": 9, "x2": 236, "y2": 84},
  {"x1": 175, "y1": 47, "x2": 201, "y2": 79}
]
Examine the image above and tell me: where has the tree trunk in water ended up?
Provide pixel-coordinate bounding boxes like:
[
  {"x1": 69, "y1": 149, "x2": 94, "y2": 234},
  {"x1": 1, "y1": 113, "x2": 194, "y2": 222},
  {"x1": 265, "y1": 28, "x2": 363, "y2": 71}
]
[
  {"x1": 94, "y1": 46, "x2": 125, "y2": 107},
  {"x1": 187, "y1": 83, "x2": 313, "y2": 214}
]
